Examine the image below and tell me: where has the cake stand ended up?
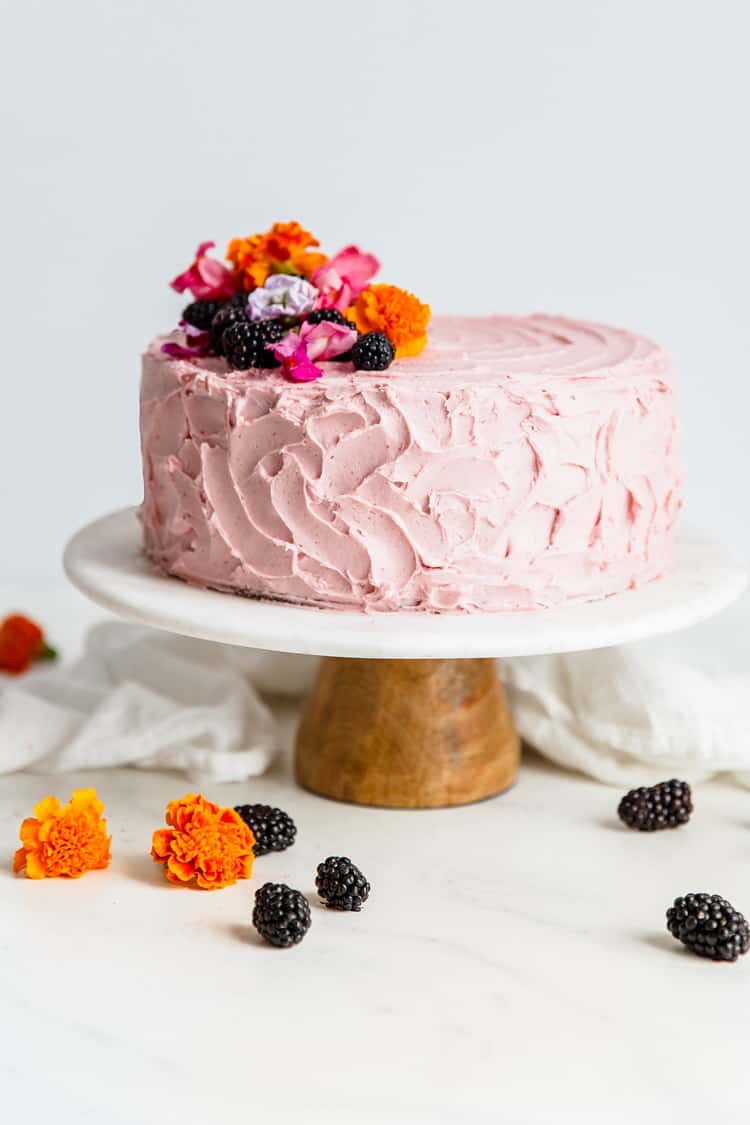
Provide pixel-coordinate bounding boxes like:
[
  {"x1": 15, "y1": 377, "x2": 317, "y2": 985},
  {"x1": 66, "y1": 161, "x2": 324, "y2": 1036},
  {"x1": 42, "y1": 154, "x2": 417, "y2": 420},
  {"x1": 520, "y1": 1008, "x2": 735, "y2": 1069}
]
[{"x1": 64, "y1": 508, "x2": 748, "y2": 809}]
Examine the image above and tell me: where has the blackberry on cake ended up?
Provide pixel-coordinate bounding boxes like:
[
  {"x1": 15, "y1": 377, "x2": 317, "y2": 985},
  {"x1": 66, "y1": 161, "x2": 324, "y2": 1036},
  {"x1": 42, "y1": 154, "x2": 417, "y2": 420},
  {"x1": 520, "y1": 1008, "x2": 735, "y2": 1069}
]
[
  {"x1": 306, "y1": 308, "x2": 357, "y2": 329},
  {"x1": 234, "y1": 803, "x2": 296, "y2": 856},
  {"x1": 252, "y1": 883, "x2": 311, "y2": 947},
  {"x1": 222, "y1": 320, "x2": 284, "y2": 369},
  {"x1": 351, "y1": 331, "x2": 395, "y2": 371},
  {"x1": 182, "y1": 299, "x2": 223, "y2": 330},
  {"x1": 666, "y1": 893, "x2": 750, "y2": 961},
  {"x1": 209, "y1": 302, "x2": 249, "y2": 354},
  {"x1": 617, "y1": 779, "x2": 692, "y2": 832},
  {"x1": 226, "y1": 292, "x2": 251, "y2": 308},
  {"x1": 316, "y1": 856, "x2": 370, "y2": 911}
]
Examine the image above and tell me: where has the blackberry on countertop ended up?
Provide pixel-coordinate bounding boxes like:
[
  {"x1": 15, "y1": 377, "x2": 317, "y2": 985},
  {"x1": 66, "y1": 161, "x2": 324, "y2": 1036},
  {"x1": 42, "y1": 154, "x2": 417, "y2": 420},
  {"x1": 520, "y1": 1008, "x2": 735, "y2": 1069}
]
[
  {"x1": 351, "y1": 331, "x2": 395, "y2": 372},
  {"x1": 617, "y1": 779, "x2": 692, "y2": 832},
  {"x1": 222, "y1": 319, "x2": 285, "y2": 369},
  {"x1": 253, "y1": 883, "x2": 311, "y2": 947},
  {"x1": 316, "y1": 856, "x2": 370, "y2": 911},
  {"x1": 210, "y1": 301, "x2": 249, "y2": 353},
  {"x1": 306, "y1": 308, "x2": 357, "y2": 330},
  {"x1": 182, "y1": 299, "x2": 223, "y2": 330},
  {"x1": 667, "y1": 893, "x2": 750, "y2": 961},
  {"x1": 234, "y1": 803, "x2": 296, "y2": 856}
]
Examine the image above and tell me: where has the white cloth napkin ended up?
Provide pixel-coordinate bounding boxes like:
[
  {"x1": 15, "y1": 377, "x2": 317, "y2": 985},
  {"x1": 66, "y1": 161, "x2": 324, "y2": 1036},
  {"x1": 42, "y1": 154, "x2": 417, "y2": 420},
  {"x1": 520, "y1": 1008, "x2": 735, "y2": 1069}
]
[
  {"x1": 1, "y1": 599, "x2": 749, "y2": 787},
  {"x1": 504, "y1": 647, "x2": 750, "y2": 788},
  {"x1": 504, "y1": 592, "x2": 750, "y2": 787},
  {"x1": 0, "y1": 622, "x2": 312, "y2": 784}
]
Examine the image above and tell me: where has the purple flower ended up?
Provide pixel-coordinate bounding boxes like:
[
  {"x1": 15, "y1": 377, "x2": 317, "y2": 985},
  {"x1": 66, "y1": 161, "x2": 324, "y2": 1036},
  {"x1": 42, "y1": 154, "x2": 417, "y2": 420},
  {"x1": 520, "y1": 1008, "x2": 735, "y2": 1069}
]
[{"x1": 247, "y1": 273, "x2": 318, "y2": 321}]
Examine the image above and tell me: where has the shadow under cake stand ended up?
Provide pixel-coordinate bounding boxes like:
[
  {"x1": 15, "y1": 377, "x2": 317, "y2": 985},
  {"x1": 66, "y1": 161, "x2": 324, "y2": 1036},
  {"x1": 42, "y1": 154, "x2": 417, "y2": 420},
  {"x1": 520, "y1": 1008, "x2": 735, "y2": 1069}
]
[{"x1": 64, "y1": 509, "x2": 748, "y2": 809}]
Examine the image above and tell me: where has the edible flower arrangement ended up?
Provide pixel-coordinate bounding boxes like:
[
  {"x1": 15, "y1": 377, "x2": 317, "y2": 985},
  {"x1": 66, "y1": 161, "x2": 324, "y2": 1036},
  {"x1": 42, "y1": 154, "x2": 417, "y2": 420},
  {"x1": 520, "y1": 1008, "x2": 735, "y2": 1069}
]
[{"x1": 163, "y1": 221, "x2": 431, "y2": 381}]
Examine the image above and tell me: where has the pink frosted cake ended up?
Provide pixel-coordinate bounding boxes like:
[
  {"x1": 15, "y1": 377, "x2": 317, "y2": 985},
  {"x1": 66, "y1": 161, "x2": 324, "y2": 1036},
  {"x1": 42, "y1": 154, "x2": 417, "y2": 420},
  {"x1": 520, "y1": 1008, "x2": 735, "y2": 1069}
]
[{"x1": 140, "y1": 224, "x2": 680, "y2": 613}]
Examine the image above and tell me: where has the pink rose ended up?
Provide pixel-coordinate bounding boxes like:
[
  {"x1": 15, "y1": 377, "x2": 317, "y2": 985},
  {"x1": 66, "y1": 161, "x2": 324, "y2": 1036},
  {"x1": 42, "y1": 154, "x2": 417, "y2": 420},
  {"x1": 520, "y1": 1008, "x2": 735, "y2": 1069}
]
[
  {"x1": 312, "y1": 245, "x2": 380, "y2": 311},
  {"x1": 170, "y1": 241, "x2": 237, "y2": 301}
]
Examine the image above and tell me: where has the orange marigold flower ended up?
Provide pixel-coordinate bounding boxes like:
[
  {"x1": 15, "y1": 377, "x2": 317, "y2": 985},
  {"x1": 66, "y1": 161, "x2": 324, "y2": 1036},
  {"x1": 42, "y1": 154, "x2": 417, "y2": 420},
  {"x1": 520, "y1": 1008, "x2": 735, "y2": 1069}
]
[
  {"x1": 0, "y1": 614, "x2": 57, "y2": 675},
  {"x1": 14, "y1": 788, "x2": 111, "y2": 879},
  {"x1": 151, "y1": 794, "x2": 255, "y2": 890},
  {"x1": 347, "y1": 284, "x2": 431, "y2": 358},
  {"x1": 227, "y1": 221, "x2": 328, "y2": 291}
]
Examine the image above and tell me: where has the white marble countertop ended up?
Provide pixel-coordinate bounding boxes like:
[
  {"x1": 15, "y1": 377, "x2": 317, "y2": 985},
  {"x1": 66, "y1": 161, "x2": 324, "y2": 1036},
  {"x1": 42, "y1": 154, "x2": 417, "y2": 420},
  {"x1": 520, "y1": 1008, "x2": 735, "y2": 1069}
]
[{"x1": 3, "y1": 587, "x2": 750, "y2": 1123}]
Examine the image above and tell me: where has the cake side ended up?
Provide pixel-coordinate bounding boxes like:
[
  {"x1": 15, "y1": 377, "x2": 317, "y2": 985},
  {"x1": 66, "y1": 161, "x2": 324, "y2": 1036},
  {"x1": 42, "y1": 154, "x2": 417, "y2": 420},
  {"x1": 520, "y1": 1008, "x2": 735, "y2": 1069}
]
[{"x1": 140, "y1": 315, "x2": 681, "y2": 613}]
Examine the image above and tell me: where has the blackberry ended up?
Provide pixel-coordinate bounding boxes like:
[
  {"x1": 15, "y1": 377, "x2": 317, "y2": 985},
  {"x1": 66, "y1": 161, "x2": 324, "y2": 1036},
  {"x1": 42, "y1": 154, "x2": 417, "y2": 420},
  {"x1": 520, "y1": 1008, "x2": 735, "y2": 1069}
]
[
  {"x1": 306, "y1": 308, "x2": 356, "y2": 329},
  {"x1": 210, "y1": 301, "x2": 249, "y2": 353},
  {"x1": 182, "y1": 299, "x2": 223, "y2": 330},
  {"x1": 351, "y1": 331, "x2": 395, "y2": 372},
  {"x1": 316, "y1": 856, "x2": 370, "y2": 911},
  {"x1": 617, "y1": 779, "x2": 692, "y2": 832},
  {"x1": 234, "y1": 803, "x2": 297, "y2": 856},
  {"x1": 226, "y1": 291, "x2": 251, "y2": 308},
  {"x1": 666, "y1": 893, "x2": 750, "y2": 961},
  {"x1": 222, "y1": 319, "x2": 285, "y2": 369},
  {"x1": 252, "y1": 883, "x2": 311, "y2": 947}
]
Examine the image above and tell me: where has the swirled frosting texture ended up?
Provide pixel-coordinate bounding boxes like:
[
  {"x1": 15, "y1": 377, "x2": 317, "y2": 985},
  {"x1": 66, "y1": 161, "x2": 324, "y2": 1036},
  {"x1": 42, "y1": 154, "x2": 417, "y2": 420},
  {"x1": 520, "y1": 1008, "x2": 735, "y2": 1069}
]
[{"x1": 140, "y1": 315, "x2": 681, "y2": 612}]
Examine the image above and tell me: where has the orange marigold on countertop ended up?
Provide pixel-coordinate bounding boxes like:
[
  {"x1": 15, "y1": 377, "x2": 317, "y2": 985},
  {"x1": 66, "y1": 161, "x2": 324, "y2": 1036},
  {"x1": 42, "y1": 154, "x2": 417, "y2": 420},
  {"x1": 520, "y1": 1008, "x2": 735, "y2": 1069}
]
[
  {"x1": 227, "y1": 221, "x2": 328, "y2": 291},
  {"x1": 151, "y1": 794, "x2": 255, "y2": 890},
  {"x1": 347, "y1": 283, "x2": 431, "y2": 358},
  {"x1": 0, "y1": 614, "x2": 57, "y2": 675},
  {"x1": 14, "y1": 788, "x2": 111, "y2": 879}
]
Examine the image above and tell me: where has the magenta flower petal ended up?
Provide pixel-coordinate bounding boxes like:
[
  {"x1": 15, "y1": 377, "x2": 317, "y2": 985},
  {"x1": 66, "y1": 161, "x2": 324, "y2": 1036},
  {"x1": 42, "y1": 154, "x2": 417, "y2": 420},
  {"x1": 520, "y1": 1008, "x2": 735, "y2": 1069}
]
[
  {"x1": 287, "y1": 345, "x2": 324, "y2": 382},
  {"x1": 170, "y1": 241, "x2": 237, "y2": 300},
  {"x1": 161, "y1": 326, "x2": 213, "y2": 358},
  {"x1": 161, "y1": 340, "x2": 211, "y2": 359},
  {"x1": 311, "y1": 245, "x2": 377, "y2": 311},
  {"x1": 271, "y1": 336, "x2": 323, "y2": 382},
  {"x1": 312, "y1": 265, "x2": 354, "y2": 312},
  {"x1": 328, "y1": 245, "x2": 380, "y2": 291},
  {"x1": 273, "y1": 328, "x2": 303, "y2": 361}
]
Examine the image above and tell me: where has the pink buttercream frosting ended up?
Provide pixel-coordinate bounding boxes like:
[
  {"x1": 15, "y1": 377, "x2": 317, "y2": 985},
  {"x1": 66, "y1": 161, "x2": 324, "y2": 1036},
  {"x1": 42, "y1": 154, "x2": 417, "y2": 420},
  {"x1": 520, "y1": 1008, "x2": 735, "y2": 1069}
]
[{"x1": 139, "y1": 315, "x2": 681, "y2": 612}]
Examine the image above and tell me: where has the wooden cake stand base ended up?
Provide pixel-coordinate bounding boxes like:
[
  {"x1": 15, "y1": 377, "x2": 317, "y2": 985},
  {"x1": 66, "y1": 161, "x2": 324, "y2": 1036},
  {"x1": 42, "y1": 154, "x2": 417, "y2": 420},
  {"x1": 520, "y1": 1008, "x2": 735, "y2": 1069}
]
[
  {"x1": 295, "y1": 657, "x2": 519, "y2": 808},
  {"x1": 64, "y1": 509, "x2": 748, "y2": 810}
]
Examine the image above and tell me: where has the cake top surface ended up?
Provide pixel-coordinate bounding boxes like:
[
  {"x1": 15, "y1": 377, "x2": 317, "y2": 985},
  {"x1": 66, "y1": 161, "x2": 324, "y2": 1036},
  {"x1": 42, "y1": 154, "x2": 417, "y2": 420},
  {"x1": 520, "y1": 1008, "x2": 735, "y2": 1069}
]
[
  {"x1": 151, "y1": 313, "x2": 671, "y2": 388},
  {"x1": 155, "y1": 221, "x2": 670, "y2": 389}
]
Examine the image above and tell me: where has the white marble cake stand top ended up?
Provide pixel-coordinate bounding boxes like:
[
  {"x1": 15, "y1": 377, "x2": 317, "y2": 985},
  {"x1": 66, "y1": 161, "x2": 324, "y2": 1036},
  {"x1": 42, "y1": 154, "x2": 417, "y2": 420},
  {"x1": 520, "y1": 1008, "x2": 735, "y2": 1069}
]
[{"x1": 63, "y1": 508, "x2": 748, "y2": 659}]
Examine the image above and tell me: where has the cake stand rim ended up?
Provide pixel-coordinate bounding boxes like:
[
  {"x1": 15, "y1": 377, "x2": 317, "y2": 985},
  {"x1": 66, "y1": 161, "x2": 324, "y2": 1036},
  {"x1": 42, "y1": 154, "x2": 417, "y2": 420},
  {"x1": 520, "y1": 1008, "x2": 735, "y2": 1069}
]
[{"x1": 63, "y1": 507, "x2": 748, "y2": 660}]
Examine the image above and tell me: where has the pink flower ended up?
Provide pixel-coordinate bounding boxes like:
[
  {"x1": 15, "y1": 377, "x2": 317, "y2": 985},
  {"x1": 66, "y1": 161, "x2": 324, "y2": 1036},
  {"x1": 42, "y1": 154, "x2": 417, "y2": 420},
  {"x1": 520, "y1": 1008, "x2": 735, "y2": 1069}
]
[
  {"x1": 161, "y1": 322, "x2": 213, "y2": 359},
  {"x1": 301, "y1": 320, "x2": 357, "y2": 360},
  {"x1": 271, "y1": 320, "x2": 357, "y2": 381},
  {"x1": 312, "y1": 245, "x2": 380, "y2": 311},
  {"x1": 274, "y1": 317, "x2": 357, "y2": 369},
  {"x1": 271, "y1": 337, "x2": 324, "y2": 382},
  {"x1": 170, "y1": 241, "x2": 237, "y2": 301}
]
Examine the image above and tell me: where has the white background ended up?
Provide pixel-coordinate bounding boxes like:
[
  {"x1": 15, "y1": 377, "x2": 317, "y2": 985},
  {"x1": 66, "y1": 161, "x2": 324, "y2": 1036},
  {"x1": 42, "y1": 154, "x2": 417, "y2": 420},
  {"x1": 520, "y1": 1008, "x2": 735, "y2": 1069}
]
[{"x1": 2, "y1": 0, "x2": 748, "y2": 583}]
